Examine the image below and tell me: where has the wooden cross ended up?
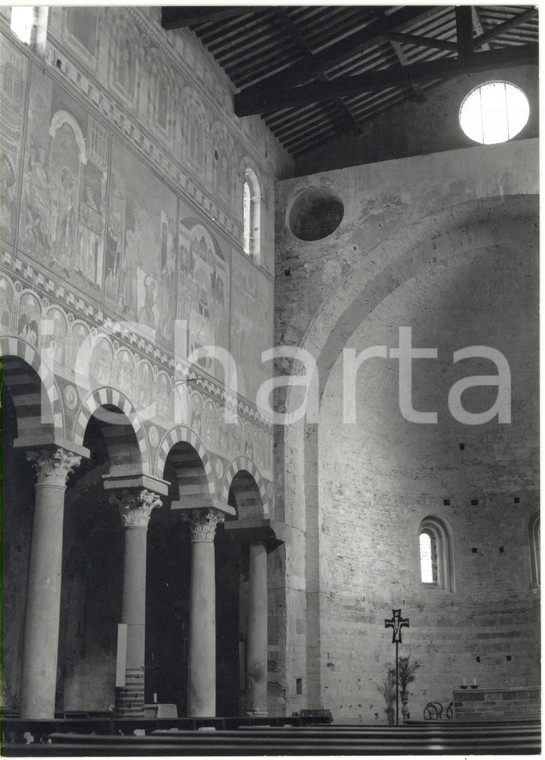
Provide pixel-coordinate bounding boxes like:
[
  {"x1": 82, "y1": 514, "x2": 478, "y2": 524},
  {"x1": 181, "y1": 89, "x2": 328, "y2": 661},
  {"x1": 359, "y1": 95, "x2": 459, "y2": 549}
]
[{"x1": 384, "y1": 608, "x2": 409, "y2": 643}]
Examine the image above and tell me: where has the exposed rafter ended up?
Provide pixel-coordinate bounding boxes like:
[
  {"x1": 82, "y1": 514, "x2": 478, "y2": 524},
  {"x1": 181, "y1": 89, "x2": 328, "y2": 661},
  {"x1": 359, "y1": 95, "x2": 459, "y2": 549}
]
[
  {"x1": 235, "y1": 44, "x2": 537, "y2": 116},
  {"x1": 472, "y1": 7, "x2": 538, "y2": 49},
  {"x1": 234, "y1": 6, "x2": 445, "y2": 110},
  {"x1": 273, "y1": 8, "x2": 363, "y2": 135},
  {"x1": 383, "y1": 32, "x2": 457, "y2": 53},
  {"x1": 161, "y1": 6, "x2": 263, "y2": 31},
  {"x1": 161, "y1": 6, "x2": 538, "y2": 158}
]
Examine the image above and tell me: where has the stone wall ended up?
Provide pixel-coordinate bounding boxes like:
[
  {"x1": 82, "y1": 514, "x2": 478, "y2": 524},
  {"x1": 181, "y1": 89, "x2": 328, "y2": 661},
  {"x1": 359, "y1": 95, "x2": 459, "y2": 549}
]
[
  {"x1": 294, "y1": 64, "x2": 538, "y2": 175},
  {"x1": 454, "y1": 687, "x2": 541, "y2": 721},
  {"x1": 274, "y1": 139, "x2": 539, "y2": 720}
]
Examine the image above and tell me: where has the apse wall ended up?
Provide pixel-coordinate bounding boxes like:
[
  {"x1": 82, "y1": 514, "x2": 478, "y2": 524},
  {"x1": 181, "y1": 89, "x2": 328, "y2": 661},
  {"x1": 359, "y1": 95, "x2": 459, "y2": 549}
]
[
  {"x1": 274, "y1": 139, "x2": 539, "y2": 720},
  {"x1": 1, "y1": 7, "x2": 291, "y2": 714}
]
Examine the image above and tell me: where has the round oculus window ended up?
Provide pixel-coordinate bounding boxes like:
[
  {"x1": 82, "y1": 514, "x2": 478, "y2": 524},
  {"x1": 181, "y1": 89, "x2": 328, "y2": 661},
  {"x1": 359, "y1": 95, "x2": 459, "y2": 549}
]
[
  {"x1": 459, "y1": 81, "x2": 530, "y2": 145},
  {"x1": 288, "y1": 187, "x2": 344, "y2": 241}
]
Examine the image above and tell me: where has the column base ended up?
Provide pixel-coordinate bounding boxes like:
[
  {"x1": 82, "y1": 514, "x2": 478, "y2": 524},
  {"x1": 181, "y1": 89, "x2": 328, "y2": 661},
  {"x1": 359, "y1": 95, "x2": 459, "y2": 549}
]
[{"x1": 115, "y1": 667, "x2": 145, "y2": 718}]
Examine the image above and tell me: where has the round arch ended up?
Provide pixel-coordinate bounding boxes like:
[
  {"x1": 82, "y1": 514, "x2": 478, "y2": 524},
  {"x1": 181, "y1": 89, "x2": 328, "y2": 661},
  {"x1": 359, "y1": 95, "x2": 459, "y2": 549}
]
[
  {"x1": 73, "y1": 387, "x2": 149, "y2": 472},
  {"x1": 0, "y1": 335, "x2": 64, "y2": 438},
  {"x1": 155, "y1": 424, "x2": 214, "y2": 495},
  {"x1": 222, "y1": 456, "x2": 269, "y2": 516}
]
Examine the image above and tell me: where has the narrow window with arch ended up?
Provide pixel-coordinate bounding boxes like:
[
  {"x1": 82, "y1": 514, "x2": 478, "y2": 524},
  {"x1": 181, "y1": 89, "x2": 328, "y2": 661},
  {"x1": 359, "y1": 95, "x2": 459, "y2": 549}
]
[
  {"x1": 529, "y1": 513, "x2": 540, "y2": 588},
  {"x1": 243, "y1": 167, "x2": 261, "y2": 261},
  {"x1": 11, "y1": 6, "x2": 48, "y2": 52},
  {"x1": 419, "y1": 516, "x2": 454, "y2": 591}
]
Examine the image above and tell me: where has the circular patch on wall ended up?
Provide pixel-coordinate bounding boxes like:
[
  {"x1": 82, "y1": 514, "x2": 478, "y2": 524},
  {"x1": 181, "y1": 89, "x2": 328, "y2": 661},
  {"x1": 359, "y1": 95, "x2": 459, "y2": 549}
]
[
  {"x1": 288, "y1": 187, "x2": 344, "y2": 241},
  {"x1": 214, "y1": 457, "x2": 224, "y2": 480},
  {"x1": 64, "y1": 384, "x2": 78, "y2": 410},
  {"x1": 148, "y1": 425, "x2": 160, "y2": 448}
]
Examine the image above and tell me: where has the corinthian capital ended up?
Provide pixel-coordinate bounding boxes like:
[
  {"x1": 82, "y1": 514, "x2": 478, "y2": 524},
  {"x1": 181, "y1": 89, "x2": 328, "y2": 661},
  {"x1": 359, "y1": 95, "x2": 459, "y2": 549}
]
[
  {"x1": 110, "y1": 488, "x2": 162, "y2": 528},
  {"x1": 183, "y1": 509, "x2": 225, "y2": 543},
  {"x1": 26, "y1": 448, "x2": 82, "y2": 486}
]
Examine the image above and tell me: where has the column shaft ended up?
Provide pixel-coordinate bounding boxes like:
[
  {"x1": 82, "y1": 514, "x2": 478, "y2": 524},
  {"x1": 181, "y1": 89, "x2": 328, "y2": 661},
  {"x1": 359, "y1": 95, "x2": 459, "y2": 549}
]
[
  {"x1": 111, "y1": 488, "x2": 161, "y2": 718},
  {"x1": 188, "y1": 539, "x2": 216, "y2": 717},
  {"x1": 246, "y1": 541, "x2": 268, "y2": 716},
  {"x1": 20, "y1": 448, "x2": 81, "y2": 720},
  {"x1": 20, "y1": 482, "x2": 66, "y2": 719},
  {"x1": 185, "y1": 509, "x2": 224, "y2": 718}
]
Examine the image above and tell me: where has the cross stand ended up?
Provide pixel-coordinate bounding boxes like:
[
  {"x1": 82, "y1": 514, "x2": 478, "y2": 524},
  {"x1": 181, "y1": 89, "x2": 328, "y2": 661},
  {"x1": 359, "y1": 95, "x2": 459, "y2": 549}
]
[{"x1": 384, "y1": 609, "x2": 409, "y2": 725}]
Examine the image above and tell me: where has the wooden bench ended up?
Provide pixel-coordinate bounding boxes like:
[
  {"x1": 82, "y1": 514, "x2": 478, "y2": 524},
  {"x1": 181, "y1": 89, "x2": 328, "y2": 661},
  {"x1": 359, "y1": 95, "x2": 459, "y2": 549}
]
[{"x1": 1, "y1": 721, "x2": 538, "y2": 756}]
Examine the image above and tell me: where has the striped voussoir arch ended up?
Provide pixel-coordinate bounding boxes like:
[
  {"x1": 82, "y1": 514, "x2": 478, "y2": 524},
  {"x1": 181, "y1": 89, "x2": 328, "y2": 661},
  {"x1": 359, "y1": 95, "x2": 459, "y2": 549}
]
[
  {"x1": 223, "y1": 456, "x2": 269, "y2": 515},
  {"x1": 73, "y1": 388, "x2": 150, "y2": 472},
  {"x1": 155, "y1": 425, "x2": 215, "y2": 496},
  {"x1": 0, "y1": 336, "x2": 64, "y2": 437}
]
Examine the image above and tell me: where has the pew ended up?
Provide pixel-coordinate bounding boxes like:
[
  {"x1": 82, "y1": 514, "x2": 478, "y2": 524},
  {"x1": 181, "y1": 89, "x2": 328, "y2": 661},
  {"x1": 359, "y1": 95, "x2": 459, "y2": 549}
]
[{"x1": 2, "y1": 720, "x2": 539, "y2": 756}]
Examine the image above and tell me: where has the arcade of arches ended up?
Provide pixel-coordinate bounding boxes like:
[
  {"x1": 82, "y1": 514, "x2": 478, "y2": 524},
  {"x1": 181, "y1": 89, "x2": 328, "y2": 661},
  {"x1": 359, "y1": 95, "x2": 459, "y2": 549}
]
[{"x1": 1, "y1": 6, "x2": 539, "y2": 724}]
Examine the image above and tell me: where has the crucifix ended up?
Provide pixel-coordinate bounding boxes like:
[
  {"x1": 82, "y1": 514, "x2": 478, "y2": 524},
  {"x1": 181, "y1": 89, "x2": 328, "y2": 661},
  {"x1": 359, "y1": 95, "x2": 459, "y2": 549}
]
[{"x1": 384, "y1": 608, "x2": 409, "y2": 725}]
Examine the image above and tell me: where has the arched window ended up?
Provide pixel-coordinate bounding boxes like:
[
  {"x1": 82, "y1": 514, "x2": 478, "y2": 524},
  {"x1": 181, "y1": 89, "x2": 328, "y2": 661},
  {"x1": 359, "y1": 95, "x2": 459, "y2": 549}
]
[
  {"x1": 529, "y1": 513, "x2": 540, "y2": 588},
  {"x1": 419, "y1": 516, "x2": 454, "y2": 591},
  {"x1": 11, "y1": 6, "x2": 48, "y2": 53},
  {"x1": 243, "y1": 167, "x2": 261, "y2": 261}
]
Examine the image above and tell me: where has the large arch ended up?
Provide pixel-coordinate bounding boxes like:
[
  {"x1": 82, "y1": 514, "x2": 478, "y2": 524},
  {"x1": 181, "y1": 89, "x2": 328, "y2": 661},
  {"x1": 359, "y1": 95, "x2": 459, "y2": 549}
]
[
  {"x1": 155, "y1": 424, "x2": 214, "y2": 496},
  {"x1": 0, "y1": 335, "x2": 64, "y2": 439},
  {"x1": 279, "y1": 193, "x2": 539, "y2": 717},
  {"x1": 222, "y1": 456, "x2": 268, "y2": 516},
  {"x1": 73, "y1": 387, "x2": 149, "y2": 472}
]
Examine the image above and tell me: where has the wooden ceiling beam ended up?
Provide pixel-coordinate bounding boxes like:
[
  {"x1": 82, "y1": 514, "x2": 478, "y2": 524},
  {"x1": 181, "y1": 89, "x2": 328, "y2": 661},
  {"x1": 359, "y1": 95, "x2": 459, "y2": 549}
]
[
  {"x1": 235, "y1": 6, "x2": 445, "y2": 106},
  {"x1": 384, "y1": 31, "x2": 457, "y2": 53},
  {"x1": 235, "y1": 43, "x2": 538, "y2": 116},
  {"x1": 455, "y1": 6, "x2": 474, "y2": 61},
  {"x1": 161, "y1": 6, "x2": 263, "y2": 31},
  {"x1": 472, "y1": 7, "x2": 538, "y2": 49},
  {"x1": 273, "y1": 8, "x2": 363, "y2": 136}
]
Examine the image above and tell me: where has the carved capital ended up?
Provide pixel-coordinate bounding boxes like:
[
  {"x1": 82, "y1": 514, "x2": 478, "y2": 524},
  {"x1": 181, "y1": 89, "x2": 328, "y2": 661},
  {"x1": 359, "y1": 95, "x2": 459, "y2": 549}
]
[
  {"x1": 26, "y1": 448, "x2": 82, "y2": 487},
  {"x1": 183, "y1": 509, "x2": 224, "y2": 543},
  {"x1": 110, "y1": 488, "x2": 162, "y2": 528}
]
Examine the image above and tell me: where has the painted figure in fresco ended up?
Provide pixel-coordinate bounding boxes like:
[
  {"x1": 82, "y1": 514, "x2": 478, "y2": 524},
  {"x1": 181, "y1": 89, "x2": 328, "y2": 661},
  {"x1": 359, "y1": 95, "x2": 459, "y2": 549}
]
[
  {"x1": 121, "y1": 229, "x2": 138, "y2": 315},
  {"x1": 136, "y1": 362, "x2": 153, "y2": 408},
  {"x1": 156, "y1": 374, "x2": 171, "y2": 418},
  {"x1": 52, "y1": 167, "x2": 78, "y2": 269},
  {"x1": 190, "y1": 391, "x2": 202, "y2": 435},
  {"x1": 18, "y1": 294, "x2": 40, "y2": 345},
  {"x1": 24, "y1": 145, "x2": 51, "y2": 250},
  {"x1": 71, "y1": 322, "x2": 90, "y2": 368},
  {"x1": 79, "y1": 186, "x2": 100, "y2": 284},
  {"x1": 0, "y1": 279, "x2": 13, "y2": 331},
  {"x1": 138, "y1": 275, "x2": 157, "y2": 329},
  {"x1": 104, "y1": 211, "x2": 122, "y2": 296},
  {"x1": 116, "y1": 350, "x2": 133, "y2": 395},
  {"x1": 94, "y1": 339, "x2": 113, "y2": 386},
  {"x1": 48, "y1": 309, "x2": 67, "y2": 365},
  {"x1": 0, "y1": 153, "x2": 16, "y2": 237}
]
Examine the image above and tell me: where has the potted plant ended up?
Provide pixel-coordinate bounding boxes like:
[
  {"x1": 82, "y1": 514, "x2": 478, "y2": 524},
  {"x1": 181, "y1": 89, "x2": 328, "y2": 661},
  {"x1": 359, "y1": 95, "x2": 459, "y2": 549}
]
[
  {"x1": 397, "y1": 655, "x2": 421, "y2": 724},
  {"x1": 377, "y1": 667, "x2": 397, "y2": 725}
]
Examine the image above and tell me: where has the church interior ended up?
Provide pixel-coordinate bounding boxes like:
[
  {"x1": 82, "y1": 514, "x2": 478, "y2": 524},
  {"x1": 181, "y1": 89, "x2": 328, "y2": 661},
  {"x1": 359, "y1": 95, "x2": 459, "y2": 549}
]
[{"x1": 0, "y1": 4, "x2": 540, "y2": 755}]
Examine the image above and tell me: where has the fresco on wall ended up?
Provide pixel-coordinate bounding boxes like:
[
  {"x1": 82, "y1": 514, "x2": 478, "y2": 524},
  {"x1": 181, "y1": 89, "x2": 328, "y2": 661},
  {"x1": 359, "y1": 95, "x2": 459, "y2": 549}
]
[
  {"x1": 230, "y1": 253, "x2": 273, "y2": 403},
  {"x1": 0, "y1": 39, "x2": 28, "y2": 245},
  {"x1": 64, "y1": 7, "x2": 99, "y2": 63},
  {"x1": 105, "y1": 139, "x2": 176, "y2": 345},
  {"x1": 176, "y1": 210, "x2": 231, "y2": 380},
  {"x1": 17, "y1": 292, "x2": 41, "y2": 347},
  {"x1": 0, "y1": 277, "x2": 15, "y2": 333},
  {"x1": 19, "y1": 70, "x2": 106, "y2": 299}
]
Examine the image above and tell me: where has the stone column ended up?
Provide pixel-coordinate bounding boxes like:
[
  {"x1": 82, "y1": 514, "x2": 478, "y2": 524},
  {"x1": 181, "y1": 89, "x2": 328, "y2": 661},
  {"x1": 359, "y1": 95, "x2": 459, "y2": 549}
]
[
  {"x1": 20, "y1": 447, "x2": 82, "y2": 719},
  {"x1": 184, "y1": 509, "x2": 225, "y2": 717},
  {"x1": 246, "y1": 540, "x2": 268, "y2": 716},
  {"x1": 110, "y1": 488, "x2": 162, "y2": 718}
]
